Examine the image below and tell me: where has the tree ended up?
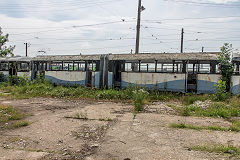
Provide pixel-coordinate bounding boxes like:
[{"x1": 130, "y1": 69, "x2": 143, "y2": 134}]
[
  {"x1": 218, "y1": 43, "x2": 234, "y2": 92},
  {"x1": 0, "y1": 27, "x2": 15, "y2": 57}
]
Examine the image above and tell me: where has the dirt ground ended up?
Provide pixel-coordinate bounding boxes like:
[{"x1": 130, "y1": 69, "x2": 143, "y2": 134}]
[{"x1": 0, "y1": 97, "x2": 239, "y2": 160}]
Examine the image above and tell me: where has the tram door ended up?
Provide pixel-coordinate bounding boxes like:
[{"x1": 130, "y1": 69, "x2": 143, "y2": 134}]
[
  {"x1": 9, "y1": 62, "x2": 17, "y2": 76},
  {"x1": 86, "y1": 62, "x2": 92, "y2": 87},
  {"x1": 113, "y1": 61, "x2": 122, "y2": 88},
  {"x1": 187, "y1": 62, "x2": 197, "y2": 92}
]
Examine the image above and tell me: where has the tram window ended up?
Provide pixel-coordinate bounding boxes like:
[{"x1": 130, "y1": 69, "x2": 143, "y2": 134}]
[
  {"x1": 125, "y1": 63, "x2": 132, "y2": 72},
  {"x1": 0, "y1": 63, "x2": 8, "y2": 71},
  {"x1": 233, "y1": 63, "x2": 240, "y2": 74},
  {"x1": 51, "y1": 62, "x2": 62, "y2": 71},
  {"x1": 63, "y1": 62, "x2": 74, "y2": 71},
  {"x1": 199, "y1": 64, "x2": 210, "y2": 73},
  {"x1": 19, "y1": 63, "x2": 29, "y2": 71},
  {"x1": 74, "y1": 62, "x2": 85, "y2": 71},
  {"x1": 163, "y1": 64, "x2": 174, "y2": 72},
  {"x1": 88, "y1": 63, "x2": 97, "y2": 71},
  {"x1": 156, "y1": 63, "x2": 163, "y2": 72},
  {"x1": 216, "y1": 64, "x2": 221, "y2": 73},
  {"x1": 174, "y1": 63, "x2": 183, "y2": 73},
  {"x1": 140, "y1": 63, "x2": 155, "y2": 72},
  {"x1": 125, "y1": 62, "x2": 139, "y2": 72}
]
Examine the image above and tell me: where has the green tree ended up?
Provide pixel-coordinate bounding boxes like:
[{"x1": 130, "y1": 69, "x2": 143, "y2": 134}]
[
  {"x1": 218, "y1": 43, "x2": 234, "y2": 92},
  {"x1": 0, "y1": 27, "x2": 15, "y2": 57}
]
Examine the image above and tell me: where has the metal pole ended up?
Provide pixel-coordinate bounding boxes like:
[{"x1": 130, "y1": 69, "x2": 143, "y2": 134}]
[
  {"x1": 24, "y1": 43, "x2": 28, "y2": 57},
  {"x1": 181, "y1": 28, "x2": 184, "y2": 53},
  {"x1": 135, "y1": 0, "x2": 142, "y2": 54}
]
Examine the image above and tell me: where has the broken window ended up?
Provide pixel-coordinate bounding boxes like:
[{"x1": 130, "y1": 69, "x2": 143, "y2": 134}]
[
  {"x1": 124, "y1": 62, "x2": 139, "y2": 72},
  {"x1": 63, "y1": 62, "x2": 73, "y2": 71},
  {"x1": 18, "y1": 62, "x2": 29, "y2": 71},
  {"x1": 0, "y1": 62, "x2": 8, "y2": 71},
  {"x1": 74, "y1": 62, "x2": 85, "y2": 71},
  {"x1": 140, "y1": 63, "x2": 155, "y2": 72},
  {"x1": 199, "y1": 64, "x2": 211, "y2": 73},
  {"x1": 51, "y1": 62, "x2": 62, "y2": 71}
]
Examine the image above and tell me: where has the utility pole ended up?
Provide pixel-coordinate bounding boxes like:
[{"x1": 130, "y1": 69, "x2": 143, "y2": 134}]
[
  {"x1": 202, "y1": 46, "x2": 204, "y2": 53},
  {"x1": 135, "y1": 0, "x2": 145, "y2": 54},
  {"x1": 24, "y1": 43, "x2": 28, "y2": 57},
  {"x1": 181, "y1": 28, "x2": 184, "y2": 53}
]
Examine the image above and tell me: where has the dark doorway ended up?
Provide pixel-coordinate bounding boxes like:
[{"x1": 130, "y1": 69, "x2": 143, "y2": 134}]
[
  {"x1": 187, "y1": 63, "x2": 197, "y2": 92},
  {"x1": 113, "y1": 61, "x2": 122, "y2": 88},
  {"x1": 9, "y1": 62, "x2": 17, "y2": 76}
]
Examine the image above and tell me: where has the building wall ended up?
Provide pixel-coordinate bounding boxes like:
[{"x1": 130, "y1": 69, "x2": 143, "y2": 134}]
[
  {"x1": 231, "y1": 75, "x2": 240, "y2": 95},
  {"x1": 45, "y1": 71, "x2": 86, "y2": 86},
  {"x1": 121, "y1": 72, "x2": 186, "y2": 92},
  {"x1": 197, "y1": 74, "x2": 221, "y2": 94}
]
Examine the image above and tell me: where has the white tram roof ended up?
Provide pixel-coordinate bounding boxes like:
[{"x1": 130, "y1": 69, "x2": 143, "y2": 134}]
[
  {"x1": 0, "y1": 56, "x2": 32, "y2": 62},
  {"x1": 34, "y1": 54, "x2": 101, "y2": 61},
  {"x1": 34, "y1": 52, "x2": 219, "y2": 62},
  {"x1": 109, "y1": 52, "x2": 219, "y2": 61},
  {"x1": 0, "y1": 52, "x2": 219, "y2": 62}
]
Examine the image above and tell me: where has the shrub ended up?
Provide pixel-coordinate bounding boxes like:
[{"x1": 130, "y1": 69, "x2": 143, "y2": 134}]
[
  {"x1": 0, "y1": 72, "x2": 5, "y2": 82},
  {"x1": 214, "y1": 80, "x2": 228, "y2": 101}
]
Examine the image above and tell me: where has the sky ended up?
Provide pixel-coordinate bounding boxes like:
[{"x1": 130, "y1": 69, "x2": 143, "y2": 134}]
[{"x1": 0, "y1": 0, "x2": 240, "y2": 57}]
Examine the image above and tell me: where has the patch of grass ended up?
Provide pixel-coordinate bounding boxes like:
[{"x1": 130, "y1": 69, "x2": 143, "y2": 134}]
[
  {"x1": 182, "y1": 94, "x2": 211, "y2": 105},
  {"x1": 170, "y1": 122, "x2": 240, "y2": 132},
  {"x1": 192, "y1": 144, "x2": 240, "y2": 157},
  {"x1": 170, "y1": 123, "x2": 202, "y2": 130},
  {"x1": 207, "y1": 126, "x2": 226, "y2": 131},
  {"x1": 149, "y1": 92, "x2": 181, "y2": 101},
  {"x1": 178, "y1": 102, "x2": 240, "y2": 119},
  {"x1": 0, "y1": 104, "x2": 24, "y2": 123},
  {"x1": 99, "y1": 117, "x2": 113, "y2": 121},
  {"x1": 12, "y1": 120, "x2": 29, "y2": 128},
  {"x1": 65, "y1": 112, "x2": 88, "y2": 120}
]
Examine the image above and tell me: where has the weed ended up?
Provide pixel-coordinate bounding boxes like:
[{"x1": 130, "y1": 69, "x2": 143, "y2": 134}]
[
  {"x1": 132, "y1": 89, "x2": 149, "y2": 112},
  {"x1": 12, "y1": 120, "x2": 29, "y2": 128}
]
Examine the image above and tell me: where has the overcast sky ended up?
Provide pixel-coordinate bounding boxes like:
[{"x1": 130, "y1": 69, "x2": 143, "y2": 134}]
[{"x1": 0, "y1": 0, "x2": 240, "y2": 57}]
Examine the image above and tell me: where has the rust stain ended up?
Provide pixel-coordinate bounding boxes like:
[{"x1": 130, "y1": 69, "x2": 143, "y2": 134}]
[
  {"x1": 208, "y1": 76, "x2": 211, "y2": 82},
  {"x1": 152, "y1": 74, "x2": 154, "y2": 84}
]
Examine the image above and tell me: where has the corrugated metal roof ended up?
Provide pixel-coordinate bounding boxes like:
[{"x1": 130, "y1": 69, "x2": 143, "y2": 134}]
[
  {"x1": 0, "y1": 56, "x2": 32, "y2": 62},
  {"x1": 0, "y1": 53, "x2": 220, "y2": 62},
  {"x1": 34, "y1": 55, "x2": 101, "y2": 61},
  {"x1": 109, "y1": 52, "x2": 219, "y2": 61}
]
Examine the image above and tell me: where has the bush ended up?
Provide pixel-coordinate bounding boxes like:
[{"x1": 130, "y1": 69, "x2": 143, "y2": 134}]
[
  {"x1": 132, "y1": 89, "x2": 149, "y2": 112},
  {"x1": 0, "y1": 72, "x2": 5, "y2": 82},
  {"x1": 214, "y1": 80, "x2": 228, "y2": 101}
]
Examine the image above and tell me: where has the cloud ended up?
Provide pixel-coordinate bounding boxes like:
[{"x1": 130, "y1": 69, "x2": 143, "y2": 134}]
[
  {"x1": 0, "y1": 0, "x2": 240, "y2": 56},
  {"x1": 206, "y1": 0, "x2": 240, "y2": 4}
]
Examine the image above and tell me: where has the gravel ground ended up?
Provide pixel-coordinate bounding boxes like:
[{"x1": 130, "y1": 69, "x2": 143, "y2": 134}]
[{"x1": 0, "y1": 97, "x2": 238, "y2": 160}]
